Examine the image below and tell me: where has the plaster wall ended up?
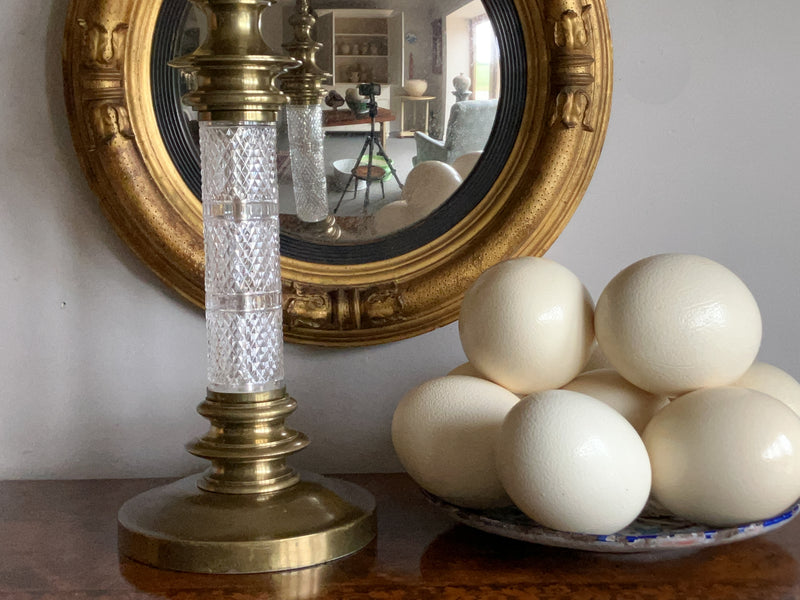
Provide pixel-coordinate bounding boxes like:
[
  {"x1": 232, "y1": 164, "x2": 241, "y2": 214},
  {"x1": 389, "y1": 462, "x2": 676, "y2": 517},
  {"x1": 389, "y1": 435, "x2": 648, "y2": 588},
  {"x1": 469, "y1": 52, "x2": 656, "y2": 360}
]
[{"x1": 1, "y1": 1, "x2": 799, "y2": 478}]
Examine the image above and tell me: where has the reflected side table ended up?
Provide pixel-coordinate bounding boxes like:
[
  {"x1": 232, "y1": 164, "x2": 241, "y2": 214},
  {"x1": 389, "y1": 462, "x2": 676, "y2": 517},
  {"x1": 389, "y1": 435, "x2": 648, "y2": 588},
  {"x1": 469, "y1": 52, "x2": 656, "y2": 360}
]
[{"x1": 399, "y1": 96, "x2": 435, "y2": 138}]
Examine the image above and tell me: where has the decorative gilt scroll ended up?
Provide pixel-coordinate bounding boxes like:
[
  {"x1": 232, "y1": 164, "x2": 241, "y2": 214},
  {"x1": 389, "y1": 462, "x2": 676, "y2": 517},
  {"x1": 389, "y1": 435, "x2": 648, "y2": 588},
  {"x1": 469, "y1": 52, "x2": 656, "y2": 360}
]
[
  {"x1": 283, "y1": 283, "x2": 405, "y2": 331},
  {"x1": 90, "y1": 101, "x2": 134, "y2": 146},
  {"x1": 284, "y1": 283, "x2": 333, "y2": 330},
  {"x1": 70, "y1": 3, "x2": 133, "y2": 152},
  {"x1": 548, "y1": 1, "x2": 597, "y2": 131}
]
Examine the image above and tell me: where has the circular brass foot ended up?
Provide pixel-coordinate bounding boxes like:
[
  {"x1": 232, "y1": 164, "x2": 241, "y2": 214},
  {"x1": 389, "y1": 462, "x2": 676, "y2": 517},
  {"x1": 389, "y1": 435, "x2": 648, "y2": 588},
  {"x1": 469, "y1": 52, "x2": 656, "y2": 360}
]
[
  {"x1": 295, "y1": 215, "x2": 342, "y2": 240},
  {"x1": 118, "y1": 473, "x2": 376, "y2": 573}
]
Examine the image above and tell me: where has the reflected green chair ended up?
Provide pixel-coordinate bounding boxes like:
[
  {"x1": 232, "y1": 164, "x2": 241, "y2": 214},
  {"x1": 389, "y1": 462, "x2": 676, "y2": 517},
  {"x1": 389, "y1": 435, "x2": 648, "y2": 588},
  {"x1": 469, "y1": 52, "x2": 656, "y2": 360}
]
[{"x1": 412, "y1": 99, "x2": 499, "y2": 166}]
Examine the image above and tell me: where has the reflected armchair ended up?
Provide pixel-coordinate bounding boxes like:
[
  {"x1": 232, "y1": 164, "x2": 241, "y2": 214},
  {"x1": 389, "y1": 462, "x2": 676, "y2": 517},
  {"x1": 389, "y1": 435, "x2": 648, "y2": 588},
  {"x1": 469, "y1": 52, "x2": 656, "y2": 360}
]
[{"x1": 412, "y1": 99, "x2": 499, "y2": 166}]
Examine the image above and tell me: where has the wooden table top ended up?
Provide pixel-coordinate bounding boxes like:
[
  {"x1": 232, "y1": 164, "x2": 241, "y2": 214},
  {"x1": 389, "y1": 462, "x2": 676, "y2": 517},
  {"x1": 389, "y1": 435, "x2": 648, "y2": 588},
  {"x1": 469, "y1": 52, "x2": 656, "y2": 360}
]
[
  {"x1": 2, "y1": 473, "x2": 799, "y2": 599},
  {"x1": 322, "y1": 108, "x2": 395, "y2": 127}
]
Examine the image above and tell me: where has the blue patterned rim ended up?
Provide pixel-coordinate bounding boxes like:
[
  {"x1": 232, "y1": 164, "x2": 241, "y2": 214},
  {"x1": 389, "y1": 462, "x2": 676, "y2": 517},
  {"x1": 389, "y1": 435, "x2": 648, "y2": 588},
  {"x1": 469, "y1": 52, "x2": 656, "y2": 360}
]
[{"x1": 424, "y1": 491, "x2": 800, "y2": 553}]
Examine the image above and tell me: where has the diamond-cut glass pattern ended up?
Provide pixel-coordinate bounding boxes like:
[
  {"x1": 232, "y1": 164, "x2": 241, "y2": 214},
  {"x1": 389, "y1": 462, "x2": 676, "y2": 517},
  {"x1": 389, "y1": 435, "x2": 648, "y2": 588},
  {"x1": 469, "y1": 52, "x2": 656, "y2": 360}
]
[
  {"x1": 206, "y1": 306, "x2": 283, "y2": 393},
  {"x1": 200, "y1": 122, "x2": 284, "y2": 393},
  {"x1": 286, "y1": 104, "x2": 328, "y2": 223},
  {"x1": 205, "y1": 218, "x2": 280, "y2": 296}
]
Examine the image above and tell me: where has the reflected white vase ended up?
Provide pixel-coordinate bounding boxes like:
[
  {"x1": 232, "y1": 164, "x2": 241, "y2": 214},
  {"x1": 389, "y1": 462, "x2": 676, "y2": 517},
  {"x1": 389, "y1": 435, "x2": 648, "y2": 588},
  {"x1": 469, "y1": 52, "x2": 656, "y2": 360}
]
[
  {"x1": 404, "y1": 79, "x2": 428, "y2": 97},
  {"x1": 453, "y1": 72, "x2": 471, "y2": 93}
]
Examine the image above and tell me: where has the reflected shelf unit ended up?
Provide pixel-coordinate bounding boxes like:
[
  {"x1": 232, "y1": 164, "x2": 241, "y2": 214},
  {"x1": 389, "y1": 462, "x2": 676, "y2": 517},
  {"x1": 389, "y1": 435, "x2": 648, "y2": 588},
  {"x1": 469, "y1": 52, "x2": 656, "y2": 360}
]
[{"x1": 315, "y1": 9, "x2": 404, "y2": 133}]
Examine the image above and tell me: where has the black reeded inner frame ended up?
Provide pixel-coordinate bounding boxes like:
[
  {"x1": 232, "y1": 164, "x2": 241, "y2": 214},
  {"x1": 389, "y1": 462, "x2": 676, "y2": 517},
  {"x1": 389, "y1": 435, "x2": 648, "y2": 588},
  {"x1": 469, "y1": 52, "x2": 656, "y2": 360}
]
[{"x1": 152, "y1": 0, "x2": 527, "y2": 265}]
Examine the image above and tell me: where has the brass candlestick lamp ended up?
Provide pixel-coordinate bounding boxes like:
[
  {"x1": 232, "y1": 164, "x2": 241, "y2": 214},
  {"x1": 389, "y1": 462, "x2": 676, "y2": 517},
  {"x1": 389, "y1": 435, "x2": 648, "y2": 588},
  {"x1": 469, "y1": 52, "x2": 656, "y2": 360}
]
[{"x1": 117, "y1": 0, "x2": 376, "y2": 573}]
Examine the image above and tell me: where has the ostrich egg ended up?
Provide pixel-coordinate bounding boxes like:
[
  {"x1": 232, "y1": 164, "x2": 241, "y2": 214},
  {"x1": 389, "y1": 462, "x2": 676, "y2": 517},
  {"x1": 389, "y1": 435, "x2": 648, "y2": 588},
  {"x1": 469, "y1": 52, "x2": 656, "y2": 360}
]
[
  {"x1": 496, "y1": 390, "x2": 652, "y2": 534},
  {"x1": 595, "y1": 254, "x2": 762, "y2": 395},
  {"x1": 643, "y1": 386, "x2": 800, "y2": 526},
  {"x1": 459, "y1": 257, "x2": 594, "y2": 395},
  {"x1": 391, "y1": 375, "x2": 519, "y2": 509}
]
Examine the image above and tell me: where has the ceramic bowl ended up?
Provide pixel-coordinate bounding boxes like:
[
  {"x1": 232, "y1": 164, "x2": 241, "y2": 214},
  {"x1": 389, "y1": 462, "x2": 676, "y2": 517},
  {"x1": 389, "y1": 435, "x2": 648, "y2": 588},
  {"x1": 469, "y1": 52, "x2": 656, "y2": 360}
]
[
  {"x1": 404, "y1": 79, "x2": 428, "y2": 97},
  {"x1": 332, "y1": 159, "x2": 366, "y2": 192}
]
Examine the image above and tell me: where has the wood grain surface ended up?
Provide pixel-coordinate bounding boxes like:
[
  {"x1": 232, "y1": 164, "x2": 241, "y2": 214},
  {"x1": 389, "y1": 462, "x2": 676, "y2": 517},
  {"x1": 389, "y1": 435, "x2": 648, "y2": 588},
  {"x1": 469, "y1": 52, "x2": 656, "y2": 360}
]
[
  {"x1": 1, "y1": 474, "x2": 798, "y2": 599},
  {"x1": 321, "y1": 107, "x2": 396, "y2": 127}
]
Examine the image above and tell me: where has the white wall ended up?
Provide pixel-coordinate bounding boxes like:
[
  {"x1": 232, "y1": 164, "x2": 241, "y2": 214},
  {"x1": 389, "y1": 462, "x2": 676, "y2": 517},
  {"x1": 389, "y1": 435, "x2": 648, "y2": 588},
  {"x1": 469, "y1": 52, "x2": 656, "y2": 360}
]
[{"x1": 2, "y1": 1, "x2": 799, "y2": 479}]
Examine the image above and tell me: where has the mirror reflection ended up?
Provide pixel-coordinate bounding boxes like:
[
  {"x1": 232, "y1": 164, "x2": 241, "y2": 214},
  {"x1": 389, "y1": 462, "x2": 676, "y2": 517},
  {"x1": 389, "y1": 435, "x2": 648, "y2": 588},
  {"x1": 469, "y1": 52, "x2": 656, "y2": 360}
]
[{"x1": 173, "y1": 0, "x2": 500, "y2": 244}]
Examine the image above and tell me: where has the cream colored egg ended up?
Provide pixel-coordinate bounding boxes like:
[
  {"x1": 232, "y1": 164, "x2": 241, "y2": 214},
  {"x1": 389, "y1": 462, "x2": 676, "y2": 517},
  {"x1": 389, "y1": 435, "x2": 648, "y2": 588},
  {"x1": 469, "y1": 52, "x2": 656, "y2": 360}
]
[
  {"x1": 581, "y1": 340, "x2": 612, "y2": 373},
  {"x1": 391, "y1": 375, "x2": 519, "y2": 508},
  {"x1": 452, "y1": 151, "x2": 483, "y2": 179},
  {"x1": 595, "y1": 254, "x2": 762, "y2": 396},
  {"x1": 447, "y1": 362, "x2": 483, "y2": 378},
  {"x1": 374, "y1": 200, "x2": 416, "y2": 236},
  {"x1": 497, "y1": 390, "x2": 652, "y2": 534},
  {"x1": 643, "y1": 386, "x2": 800, "y2": 527},
  {"x1": 401, "y1": 161, "x2": 462, "y2": 219},
  {"x1": 447, "y1": 362, "x2": 528, "y2": 399},
  {"x1": 459, "y1": 257, "x2": 595, "y2": 395},
  {"x1": 562, "y1": 369, "x2": 669, "y2": 433},
  {"x1": 734, "y1": 361, "x2": 800, "y2": 417}
]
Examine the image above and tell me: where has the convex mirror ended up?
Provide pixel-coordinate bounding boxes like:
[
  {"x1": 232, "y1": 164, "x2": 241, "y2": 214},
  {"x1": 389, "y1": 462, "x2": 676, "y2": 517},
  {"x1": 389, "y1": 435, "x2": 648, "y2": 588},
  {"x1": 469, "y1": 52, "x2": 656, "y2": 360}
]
[{"x1": 63, "y1": 0, "x2": 612, "y2": 346}]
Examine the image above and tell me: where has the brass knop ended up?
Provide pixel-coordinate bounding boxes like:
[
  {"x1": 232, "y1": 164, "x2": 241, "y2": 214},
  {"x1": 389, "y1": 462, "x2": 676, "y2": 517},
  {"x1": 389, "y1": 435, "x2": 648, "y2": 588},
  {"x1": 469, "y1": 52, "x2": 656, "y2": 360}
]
[
  {"x1": 170, "y1": 0, "x2": 301, "y2": 122},
  {"x1": 187, "y1": 389, "x2": 309, "y2": 495}
]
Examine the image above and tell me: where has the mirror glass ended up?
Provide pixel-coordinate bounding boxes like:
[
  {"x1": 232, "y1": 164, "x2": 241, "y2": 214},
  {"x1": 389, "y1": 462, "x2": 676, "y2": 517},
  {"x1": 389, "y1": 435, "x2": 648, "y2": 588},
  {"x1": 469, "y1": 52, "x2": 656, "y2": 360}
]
[{"x1": 153, "y1": 0, "x2": 523, "y2": 264}]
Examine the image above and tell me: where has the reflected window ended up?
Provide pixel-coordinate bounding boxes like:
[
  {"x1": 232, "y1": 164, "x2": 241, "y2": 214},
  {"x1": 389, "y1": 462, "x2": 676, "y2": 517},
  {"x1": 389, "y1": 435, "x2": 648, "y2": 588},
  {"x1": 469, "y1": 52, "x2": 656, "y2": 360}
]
[{"x1": 471, "y1": 15, "x2": 500, "y2": 101}]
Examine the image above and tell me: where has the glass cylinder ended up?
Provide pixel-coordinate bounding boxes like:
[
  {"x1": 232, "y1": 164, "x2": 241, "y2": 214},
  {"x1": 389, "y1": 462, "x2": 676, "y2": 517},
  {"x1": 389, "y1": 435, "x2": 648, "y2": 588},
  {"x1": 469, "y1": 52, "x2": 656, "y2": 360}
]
[
  {"x1": 201, "y1": 121, "x2": 284, "y2": 393},
  {"x1": 285, "y1": 104, "x2": 329, "y2": 223}
]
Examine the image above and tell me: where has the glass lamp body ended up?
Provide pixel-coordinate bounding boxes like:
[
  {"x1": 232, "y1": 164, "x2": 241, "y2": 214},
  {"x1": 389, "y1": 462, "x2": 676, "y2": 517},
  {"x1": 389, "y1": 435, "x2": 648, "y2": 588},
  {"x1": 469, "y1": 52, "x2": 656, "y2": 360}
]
[
  {"x1": 285, "y1": 104, "x2": 329, "y2": 223},
  {"x1": 201, "y1": 121, "x2": 284, "y2": 393}
]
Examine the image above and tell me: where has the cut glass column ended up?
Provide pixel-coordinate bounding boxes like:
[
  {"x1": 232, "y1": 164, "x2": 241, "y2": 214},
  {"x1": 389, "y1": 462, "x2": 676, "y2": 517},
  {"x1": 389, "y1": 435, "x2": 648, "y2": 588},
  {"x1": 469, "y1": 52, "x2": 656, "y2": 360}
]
[
  {"x1": 201, "y1": 121, "x2": 284, "y2": 393},
  {"x1": 286, "y1": 104, "x2": 329, "y2": 223}
]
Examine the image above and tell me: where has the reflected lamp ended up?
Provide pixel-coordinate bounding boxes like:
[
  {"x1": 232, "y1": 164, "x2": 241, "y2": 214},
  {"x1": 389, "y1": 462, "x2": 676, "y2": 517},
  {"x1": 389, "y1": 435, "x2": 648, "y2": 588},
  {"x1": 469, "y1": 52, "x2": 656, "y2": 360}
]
[{"x1": 280, "y1": 0, "x2": 339, "y2": 237}]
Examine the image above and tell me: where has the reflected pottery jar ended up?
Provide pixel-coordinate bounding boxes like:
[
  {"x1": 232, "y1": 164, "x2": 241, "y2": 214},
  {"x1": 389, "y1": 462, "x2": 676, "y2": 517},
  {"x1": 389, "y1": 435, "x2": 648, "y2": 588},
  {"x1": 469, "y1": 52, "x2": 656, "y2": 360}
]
[{"x1": 453, "y1": 72, "x2": 471, "y2": 92}]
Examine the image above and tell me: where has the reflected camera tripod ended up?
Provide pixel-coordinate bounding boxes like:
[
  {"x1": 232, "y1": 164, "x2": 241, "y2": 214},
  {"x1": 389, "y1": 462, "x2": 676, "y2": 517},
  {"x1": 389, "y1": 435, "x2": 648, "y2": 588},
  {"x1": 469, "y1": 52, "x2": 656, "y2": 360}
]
[{"x1": 334, "y1": 83, "x2": 403, "y2": 214}]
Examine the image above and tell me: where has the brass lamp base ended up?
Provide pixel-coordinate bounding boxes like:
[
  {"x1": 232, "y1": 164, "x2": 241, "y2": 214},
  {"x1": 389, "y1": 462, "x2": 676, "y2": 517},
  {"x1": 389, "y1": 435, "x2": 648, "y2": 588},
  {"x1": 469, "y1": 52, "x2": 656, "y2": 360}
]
[
  {"x1": 119, "y1": 389, "x2": 376, "y2": 573},
  {"x1": 118, "y1": 472, "x2": 376, "y2": 573}
]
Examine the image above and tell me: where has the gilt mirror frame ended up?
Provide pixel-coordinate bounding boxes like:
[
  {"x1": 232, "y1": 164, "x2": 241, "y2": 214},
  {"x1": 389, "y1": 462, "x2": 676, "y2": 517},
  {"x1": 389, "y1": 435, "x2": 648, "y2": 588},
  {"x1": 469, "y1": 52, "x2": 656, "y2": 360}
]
[{"x1": 62, "y1": 0, "x2": 612, "y2": 347}]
